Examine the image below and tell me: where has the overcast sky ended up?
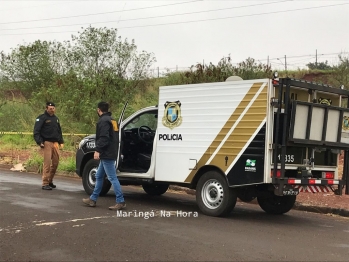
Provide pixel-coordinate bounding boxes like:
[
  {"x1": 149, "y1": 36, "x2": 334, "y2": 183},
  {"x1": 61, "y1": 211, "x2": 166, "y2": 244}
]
[{"x1": 1, "y1": 0, "x2": 348, "y2": 75}]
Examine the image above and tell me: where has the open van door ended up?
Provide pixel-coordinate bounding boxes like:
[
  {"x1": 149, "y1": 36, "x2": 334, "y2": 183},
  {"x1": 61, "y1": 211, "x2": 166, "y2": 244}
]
[{"x1": 116, "y1": 102, "x2": 128, "y2": 168}]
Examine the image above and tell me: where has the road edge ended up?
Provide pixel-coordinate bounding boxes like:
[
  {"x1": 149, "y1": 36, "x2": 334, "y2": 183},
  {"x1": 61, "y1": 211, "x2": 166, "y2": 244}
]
[{"x1": 1, "y1": 166, "x2": 348, "y2": 218}]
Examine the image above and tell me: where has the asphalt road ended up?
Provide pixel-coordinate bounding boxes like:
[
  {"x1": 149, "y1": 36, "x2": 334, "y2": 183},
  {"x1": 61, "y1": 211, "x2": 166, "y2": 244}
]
[{"x1": 0, "y1": 170, "x2": 349, "y2": 261}]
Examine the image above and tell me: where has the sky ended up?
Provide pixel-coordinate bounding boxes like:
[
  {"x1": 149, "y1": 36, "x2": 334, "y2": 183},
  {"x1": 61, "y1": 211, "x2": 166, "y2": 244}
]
[{"x1": 0, "y1": 0, "x2": 348, "y2": 76}]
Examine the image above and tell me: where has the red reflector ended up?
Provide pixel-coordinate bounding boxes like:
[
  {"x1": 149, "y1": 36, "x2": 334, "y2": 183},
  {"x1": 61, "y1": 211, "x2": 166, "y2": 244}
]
[
  {"x1": 328, "y1": 180, "x2": 334, "y2": 185},
  {"x1": 271, "y1": 170, "x2": 281, "y2": 177},
  {"x1": 272, "y1": 79, "x2": 279, "y2": 85},
  {"x1": 309, "y1": 179, "x2": 316, "y2": 184},
  {"x1": 288, "y1": 179, "x2": 295, "y2": 184},
  {"x1": 322, "y1": 172, "x2": 334, "y2": 179}
]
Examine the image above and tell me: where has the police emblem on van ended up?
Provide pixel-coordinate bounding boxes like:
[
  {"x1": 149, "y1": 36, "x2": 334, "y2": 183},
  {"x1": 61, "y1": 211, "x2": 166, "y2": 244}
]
[
  {"x1": 318, "y1": 97, "x2": 332, "y2": 105},
  {"x1": 162, "y1": 101, "x2": 182, "y2": 129}
]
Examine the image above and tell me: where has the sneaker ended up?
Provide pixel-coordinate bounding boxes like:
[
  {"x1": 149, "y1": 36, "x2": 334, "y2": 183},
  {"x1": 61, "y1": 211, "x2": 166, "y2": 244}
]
[
  {"x1": 109, "y1": 202, "x2": 126, "y2": 210},
  {"x1": 42, "y1": 185, "x2": 52, "y2": 190},
  {"x1": 49, "y1": 183, "x2": 56, "y2": 189},
  {"x1": 82, "y1": 198, "x2": 96, "y2": 207}
]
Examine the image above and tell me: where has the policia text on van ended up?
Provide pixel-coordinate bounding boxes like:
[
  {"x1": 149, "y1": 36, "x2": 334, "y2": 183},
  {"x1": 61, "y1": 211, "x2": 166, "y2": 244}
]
[{"x1": 75, "y1": 75, "x2": 349, "y2": 217}]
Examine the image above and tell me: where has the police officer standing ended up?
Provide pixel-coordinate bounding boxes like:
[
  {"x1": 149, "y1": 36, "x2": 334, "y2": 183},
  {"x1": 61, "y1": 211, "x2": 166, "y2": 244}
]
[{"x1": 33, "y1": 102, "x2": 64, "y2": 190}]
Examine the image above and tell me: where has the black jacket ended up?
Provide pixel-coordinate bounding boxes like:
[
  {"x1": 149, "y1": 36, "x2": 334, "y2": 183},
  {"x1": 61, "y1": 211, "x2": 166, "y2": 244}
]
[
  {"x1": 95, "y1": 112, "x2": 119, "y2": 160},
  {"x1": 33, "y1": 111, "x2": 64, "y2": 145}
]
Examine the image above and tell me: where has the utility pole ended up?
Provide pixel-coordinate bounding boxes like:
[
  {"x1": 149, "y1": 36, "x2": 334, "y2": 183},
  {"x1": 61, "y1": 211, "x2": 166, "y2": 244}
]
[
  {"x1": 267, "y1": 55, "x2": 269, "y2": 70},
  {"x1": 284, "y1": 55, "x2": 287, "y2": 73},
  {"x1": 316, "y1": 49, "x2": 318, "y2": 68},
  {"x1": 157, "y1": 67, "x2": 159, "y2": 78}
]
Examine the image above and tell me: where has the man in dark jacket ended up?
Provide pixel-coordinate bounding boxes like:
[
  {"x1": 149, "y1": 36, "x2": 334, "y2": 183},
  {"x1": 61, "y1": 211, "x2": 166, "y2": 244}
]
[
  {"x1": 83, "y1": 101, "x2": 126, "y2": 210},
  {"x1": 33, "y1": 102, "x2": 64, "y2": 190}
]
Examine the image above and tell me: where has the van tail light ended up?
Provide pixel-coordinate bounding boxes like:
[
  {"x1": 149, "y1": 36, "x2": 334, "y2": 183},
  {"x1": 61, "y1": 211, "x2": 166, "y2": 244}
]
[
  {"x1": 322, "y1": 172, "x2": 334, "y2": 179},
  {"x1": 271, "y1": 170, "x2": 281, "y2": 177}
]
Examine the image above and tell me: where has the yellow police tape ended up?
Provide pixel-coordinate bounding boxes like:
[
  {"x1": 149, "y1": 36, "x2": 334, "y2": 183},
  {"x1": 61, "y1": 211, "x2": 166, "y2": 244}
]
[{"x1": 0, "y1": 132, "x2": 91, "y2": 136}]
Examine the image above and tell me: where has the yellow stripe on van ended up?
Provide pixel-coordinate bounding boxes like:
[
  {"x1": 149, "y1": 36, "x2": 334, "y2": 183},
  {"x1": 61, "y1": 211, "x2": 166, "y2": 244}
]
[
  {"x1": 184, "y1": 82, "x2": 265, "y2": 183},
  {"x1": 209, "y1": 85, "x2": 268, "y2": 170}
]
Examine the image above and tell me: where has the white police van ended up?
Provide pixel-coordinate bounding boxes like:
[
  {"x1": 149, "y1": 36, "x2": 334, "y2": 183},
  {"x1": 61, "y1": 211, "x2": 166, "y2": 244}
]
[{"x1": 76, "y1": 75, "x2": 349, "y2": 217}]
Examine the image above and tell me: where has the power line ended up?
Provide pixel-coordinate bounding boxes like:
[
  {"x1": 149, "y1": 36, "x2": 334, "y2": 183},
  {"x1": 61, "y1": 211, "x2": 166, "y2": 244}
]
[
  {"x1": 0, "y1": 1, "x2": 290, "y2": 32},
  {"x1": 1, "y1": 2, "x2": 347, "y2": 36},
  {"x1": 258, "y1": 52, "x2": 349, "y2": 62},
  {"x1": 0, "y1": 2, "x2": 68, "y2": 13},
  {"x1": 156, "y1": 51, "x2": 348, "y2": 71},
  {"x1": 0, "y1": 0, "x2": 201, "y2": 25}
]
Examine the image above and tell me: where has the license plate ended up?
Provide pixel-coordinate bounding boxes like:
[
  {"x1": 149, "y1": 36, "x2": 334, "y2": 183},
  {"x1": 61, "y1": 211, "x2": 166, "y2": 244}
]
[{"x1": 283, "y1": 188, "x2": 299, "y2": 196}]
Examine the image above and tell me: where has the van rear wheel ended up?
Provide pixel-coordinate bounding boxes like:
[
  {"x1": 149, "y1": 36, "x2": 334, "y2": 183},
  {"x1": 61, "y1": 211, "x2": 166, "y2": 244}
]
[
  {"x1": 196, "y1": 171, "x2": 237, "y2": 217},
  {"x1": 257, "y1": 194, "x2": 296, "y2": 214}
]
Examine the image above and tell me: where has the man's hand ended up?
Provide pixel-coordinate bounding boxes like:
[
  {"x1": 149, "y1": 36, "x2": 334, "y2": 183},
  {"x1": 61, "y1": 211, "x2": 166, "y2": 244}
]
[
  {"x1": 60, "y1": 144, "x2": 64, "y2": 149},
  {"x1": 94, "y1": 151, "x2": 100, "y2": 160},
  {"x1": 40, "y1": 143, "x2": 44, "y2": 148}
]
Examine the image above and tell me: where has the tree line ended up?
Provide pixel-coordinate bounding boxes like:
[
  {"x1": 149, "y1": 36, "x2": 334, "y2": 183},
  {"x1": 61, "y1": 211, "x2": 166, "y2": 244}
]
[{"x1": 0, "y1": 26, "x2": 348, "y2": 133}]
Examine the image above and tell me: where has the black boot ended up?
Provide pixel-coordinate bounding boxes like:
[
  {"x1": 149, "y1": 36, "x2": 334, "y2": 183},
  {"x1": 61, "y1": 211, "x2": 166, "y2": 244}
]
[
  {"x1": 49, "y1": 183, "x2": 56, "y2": 189},
  {"x1": 42, "y1": 185, "x2": 52, "y2": 190}
]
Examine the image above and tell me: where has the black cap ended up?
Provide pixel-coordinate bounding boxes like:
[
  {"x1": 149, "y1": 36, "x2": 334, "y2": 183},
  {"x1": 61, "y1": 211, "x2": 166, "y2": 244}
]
[{"x1": 46, "y1": 102, "x2": 55, "y2": 107}]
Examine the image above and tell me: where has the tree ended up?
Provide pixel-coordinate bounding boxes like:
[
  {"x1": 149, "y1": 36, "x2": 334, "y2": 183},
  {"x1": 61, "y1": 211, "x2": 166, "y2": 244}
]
[
  {"x1": 168, "y1": 55, "x2": 271, "y2": 85},
  {"x1": 0, "y1": 40, "x2": 60, "y2": 98},
  {"x1": 0, "y1": 26, "x2": 156, "y2": 132},
  {"x1": 69, "y1": 26, "x2": 155, "y2": 100},
  {"x1": 330, "y1": 55, "x2": 349, "y2": 89},
  {"x1": 306, "y1": 61, "x2": 332, "y2": 70}
]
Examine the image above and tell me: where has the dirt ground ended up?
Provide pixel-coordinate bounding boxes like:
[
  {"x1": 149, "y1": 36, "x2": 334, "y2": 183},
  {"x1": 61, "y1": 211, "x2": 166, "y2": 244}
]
[
  {"x1": 1, "y1": 148, "x2": 349, "y2": 212},
  {"x1": 0, "y1": 147, "x2": 75, "y2": 162}
]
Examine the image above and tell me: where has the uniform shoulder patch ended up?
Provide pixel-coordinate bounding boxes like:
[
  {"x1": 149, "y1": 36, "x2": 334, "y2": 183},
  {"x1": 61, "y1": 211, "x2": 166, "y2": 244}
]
[{"x1": 111, "y1": 120, "x2": 118, "y2": 131}]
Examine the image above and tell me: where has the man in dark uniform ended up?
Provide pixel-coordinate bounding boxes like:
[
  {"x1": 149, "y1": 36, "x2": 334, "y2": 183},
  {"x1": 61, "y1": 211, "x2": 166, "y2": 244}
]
[
  {"x1": 83, "y1": 101, "x2": 126, "y2": 210},
  {"x1": 33, "y1": 102, "x2": 64, "y2": 190}
]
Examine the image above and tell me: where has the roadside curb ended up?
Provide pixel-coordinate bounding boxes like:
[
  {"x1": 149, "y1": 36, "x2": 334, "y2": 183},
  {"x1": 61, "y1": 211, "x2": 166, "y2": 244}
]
[{"x1": 293, "y1": 204, "x2": 349, "y2": 217}]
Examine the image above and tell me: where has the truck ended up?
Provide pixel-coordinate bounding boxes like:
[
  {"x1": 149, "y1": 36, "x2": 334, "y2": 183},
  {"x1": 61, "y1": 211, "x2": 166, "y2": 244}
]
[{"x1": 75, "y1": 74, "x2": 349, "y2": 217}]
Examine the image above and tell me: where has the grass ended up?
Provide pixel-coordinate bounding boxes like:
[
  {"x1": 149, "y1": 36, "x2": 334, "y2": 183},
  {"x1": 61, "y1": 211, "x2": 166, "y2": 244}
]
[
  {"x1": 57, "y1": 156, "x2": 76, "y2": 173},
  {"x1": 24, "y1": 152, "x2": 76, "y2": 174},
  {"x1": 0, "y1": 133, "x2": 78, "y2": 173},
  {"x1": 25, "y1": 152, "x2": 43, "y2": 173},
  {"x1": 0, "y1": 134, "x2": 35, "y2": 150}
]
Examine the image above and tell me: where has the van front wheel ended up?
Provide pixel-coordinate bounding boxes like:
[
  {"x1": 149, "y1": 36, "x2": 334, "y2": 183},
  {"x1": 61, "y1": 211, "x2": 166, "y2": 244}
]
[
  {"x1": 82, "y1": 159, "x2": 111, "y2": 196},
  {"x1": 196, "y1": 171, "x2": 237, "y2": 217}
]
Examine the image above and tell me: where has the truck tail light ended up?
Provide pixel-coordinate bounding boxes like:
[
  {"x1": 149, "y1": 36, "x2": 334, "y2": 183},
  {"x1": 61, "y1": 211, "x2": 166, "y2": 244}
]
[
  {"x1": 272, "y1": 79, "x2": 279, "y2": 86},
  {"x1": 322, "y1": 172, "x2": 334, "y2": 179},
  {"x1": 271, "y1": 170, "x2": 281, "y2": 177}
]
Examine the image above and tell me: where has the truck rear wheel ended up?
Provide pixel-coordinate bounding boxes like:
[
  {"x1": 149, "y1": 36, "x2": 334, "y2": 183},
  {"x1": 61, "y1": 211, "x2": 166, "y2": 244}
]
[
  {"x1": 142, "y1": 184, "x2": 169, "y2": 196},
  {"x1": 257, "y1": 194, "x2": 296, "y2": 214},
  {"x1": 82, "y1": 159, "x2": 111, "y2": 196},
  {"x1": 196, "y1": 171, "x2": 237, "y2": 217}
]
